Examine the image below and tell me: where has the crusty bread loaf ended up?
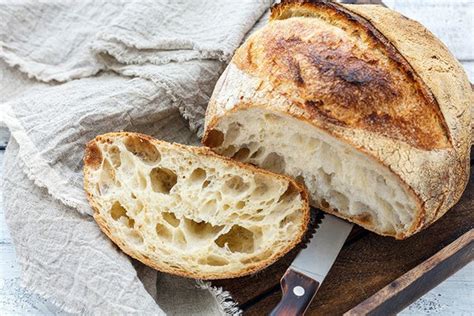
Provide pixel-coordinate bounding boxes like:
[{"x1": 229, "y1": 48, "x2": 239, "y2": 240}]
[
  {"x1": 203, "y1": 0, "x2": 473, "y2": 239},
  {"x1": 83, "y1": 132, "x2": 309, "y2": 279}
]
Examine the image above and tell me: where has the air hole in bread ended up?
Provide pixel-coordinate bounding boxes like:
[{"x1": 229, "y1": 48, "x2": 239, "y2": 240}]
[
  {"x1": 100, "y1": 160, "x2": 117, "y2": 190},
  {"x1": 355, "y1": 212, "x2": 374, "y2": 225},
  {"x1": 318, "y1": 170, "x2": 333, "y2": 187},
  {"x1": 156, "y1": 223, "x2": 172, "y2": 240},
  {"x1": 135, "y1": 201, "x2": 144, "y2": 214},
  {"x1": 202, "y1": 180, "x2": 211, "y2": 189},
  {"x1": 129, "y1": 230, "x2": 144, "y2": 244},
  {"x1": 262, "y1": 152, "x2": 286, "y2": 173},
  {"x1": 264, "y1": 113, "x2": 281, "y2": 122},
  {"x1": 203, "y1": 199, "x2": 217, "y2": 214},
  {"x1": 124, "y1": 135, "x2": 161, "y2": 164},
  {"x1": 189, "y1": 168, "x2": 207, "y2": 183},
  {"x1": 137, "y1": 172, "x2": 148, "y2": 189},
  {"x1": 290, "y1": 134, "x2": 304, "y2": 145},
  {"x1": 174, "y1": 230, "x2": 187, "y2": 246},
  {"x1": 110, "y1": 201, "x2": 127, "y2": 220},
  {"x1": 239, "y1": 214, "x2": 252, "y2": 220},
  {"x1": 253, "y1": 184, "x2": 268, "y2": 196},
  {"x1": 236, "y1": 201, "x2": 246, "y2": 209},
  {"x1": 308, "y1": 138, "x2": 320, "y2": 150},
  {"x1": 264, "y1": 199, "x2": 275, "y2": 205},
  {"x1": 205, "y1": 130, "x2": 224, "y2": 147},
  {"x1": 184, "y1": 218, "x2": 224, "y2": 239},
  {"x1": 278, "y1": 184, "x2": 299, "y2": 204},
  {"x1": 221, "y1": 145, "x2": 237, "y2": 157},
  {"x1": 199, "y1": 255, "x2": 229, "y2": 266},
  {"x1": 321, "y1": 198, "x2": 330, "y2": 209},
  {"x1": 162, "y1": 212, "x2": 180, "y2": 227},
  {"x1": 226, "y1": 123, "x2": 241, "y2": 143},
  {"x1": 250, "y1": 147, "x2": 265, "y2": 159},
  {"x1": 150, "y1": 167, "x2": 177, "y2": 194},
  {"x1": 120, "y1": 153, "x2": 135, "y2": 177},
  {"x1": 279, "y1": 213, "x2": 298, "y2": 228},
  {"x1": 224, "y1": 176, "x2": 249, "y2": 193},
  {"x1": 215, "y1": 225, "x2": 254, "y2": 253},
  {"x1": 329, "y1": 190, "x2": 349, "y2": 210},
  {"x1": 252, "y1": 176, "x2": 270, "y2": 197},
  {"x1": 395, "y1": 202, "x2": 404, "y2": 212},
  {"x1": 108, "y1": 146, "x2": 122, "y2": 168},
  {"x1": 232, "y1": 147, "x2": 250, "y2": 161},
  {"x1": 352, "y1": 201, "x2": 370, "y2": 214},
  {"x1": 376, "y1": 175, "x2": 387, "y2": 186}
]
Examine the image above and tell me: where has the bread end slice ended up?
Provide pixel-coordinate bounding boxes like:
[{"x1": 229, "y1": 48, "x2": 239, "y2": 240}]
[{"x1": 84, "y1": 132, "x2": 309, "y2": 279}]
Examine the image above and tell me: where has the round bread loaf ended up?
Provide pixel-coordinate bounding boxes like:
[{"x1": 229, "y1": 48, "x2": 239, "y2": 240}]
[{"x1": 203, "y1": 0, "x2": 472, "y2": 239}]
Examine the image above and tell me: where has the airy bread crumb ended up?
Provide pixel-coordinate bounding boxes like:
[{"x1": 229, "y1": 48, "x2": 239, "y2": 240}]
[{"x1": 83, "y1": 132, "x2": 309, "y2": 279}]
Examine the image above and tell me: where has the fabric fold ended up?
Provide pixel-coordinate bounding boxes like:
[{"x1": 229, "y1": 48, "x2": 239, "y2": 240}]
[
  {"x1": 0, "y1": 0, "x2": 271, "y2": 314},
  {"x1": 91, "y1": 0, "x2": 271, "y2": 65}
]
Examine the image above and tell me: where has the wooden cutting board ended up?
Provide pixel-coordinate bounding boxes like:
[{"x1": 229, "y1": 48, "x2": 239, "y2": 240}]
[{"x1": 212, "y1": 152, "x2": 473, "y2": 315}]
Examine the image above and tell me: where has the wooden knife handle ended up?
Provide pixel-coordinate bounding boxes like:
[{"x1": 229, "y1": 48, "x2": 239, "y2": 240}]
[{"x1": 269, "y1": 269, "x2": 320, "y2": 316}]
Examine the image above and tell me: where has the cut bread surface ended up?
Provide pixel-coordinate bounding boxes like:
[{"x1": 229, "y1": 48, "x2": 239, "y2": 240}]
[
  {"x1": 205, "y1": 108, "x2": 419, "y2": 239},
  {"x1": 83, "y1": 132, "x2": 309, "y2": 279}
]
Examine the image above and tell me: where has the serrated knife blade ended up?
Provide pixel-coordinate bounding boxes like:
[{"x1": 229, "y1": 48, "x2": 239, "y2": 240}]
[{"x1": 270, "y1": 213, "x2": 353, "y2": 316}]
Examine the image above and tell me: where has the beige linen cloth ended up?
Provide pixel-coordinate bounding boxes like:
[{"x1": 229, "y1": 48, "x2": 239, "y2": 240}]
[{"x1": 0, "y1": 0, "x2": 271, "y2": 314}]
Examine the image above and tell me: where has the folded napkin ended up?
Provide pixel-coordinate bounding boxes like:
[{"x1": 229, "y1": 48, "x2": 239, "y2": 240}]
[{"x1": 0, "y1": 0, "x2": 271, "y2": 314}]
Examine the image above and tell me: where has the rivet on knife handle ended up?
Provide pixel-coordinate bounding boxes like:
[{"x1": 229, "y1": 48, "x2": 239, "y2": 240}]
[{"x1": 269, "y1": 269, "x2": 320, "y2": 316}]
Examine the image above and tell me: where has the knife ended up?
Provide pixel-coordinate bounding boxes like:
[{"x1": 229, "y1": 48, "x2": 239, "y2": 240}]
[{"x1": 270, "y1": 212, "x2": 353, "y2": 316}]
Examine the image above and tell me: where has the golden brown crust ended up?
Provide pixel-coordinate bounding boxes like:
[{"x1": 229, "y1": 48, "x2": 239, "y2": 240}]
[
  {"x1": 203, "y1": 1, "x2": 472, "y2": 239},
  {"x1": 84, "y1": 141, "x2": 102, "y2": 169},
  {"x1": 234, "y1": 0, "x2": 450, "y2": 151},
  {"x1": 84, "y1": 132, "x2": 310, "y2": 279}
]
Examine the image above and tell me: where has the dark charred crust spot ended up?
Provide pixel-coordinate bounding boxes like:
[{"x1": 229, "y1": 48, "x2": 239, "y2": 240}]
[
  {"x1": 365, "y1": 112, "x2": 391, "y2": 125},
  {"x1": 268, "y1": 35, "x2": 399, "y2": 109},
  {"x1": 305, "y1": 100, "x2": 324, "y2": 107},
  {"x1": 84, "y1": 142, "x2": 102, "y2": 169},
  {"x1": 286, "y1": 56, "x2": 304, "y2": 86}
]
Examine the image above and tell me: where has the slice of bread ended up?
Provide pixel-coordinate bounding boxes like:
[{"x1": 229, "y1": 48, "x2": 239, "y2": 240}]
[{"x1": 83, "y1": 132, "x2": 309, "y2": 279}]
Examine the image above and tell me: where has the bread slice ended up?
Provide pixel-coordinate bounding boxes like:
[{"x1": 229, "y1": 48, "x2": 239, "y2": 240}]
[
  {"x1": 83, "y1": 132, "x2": 309, "y2": 279},
  {"x1": 203, "y1": 1, "x2": 472, "y2": 239}
]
